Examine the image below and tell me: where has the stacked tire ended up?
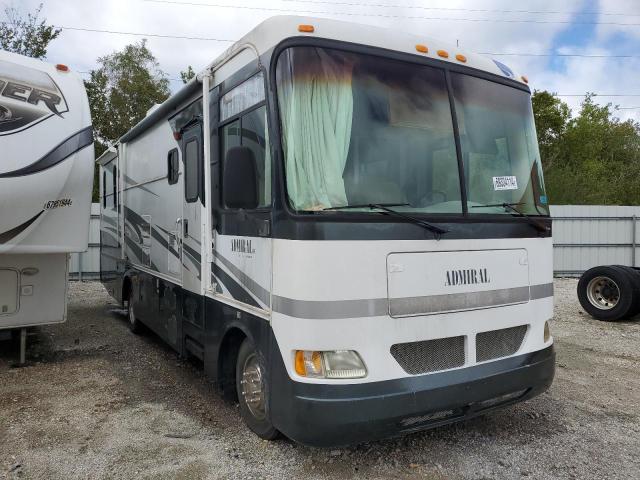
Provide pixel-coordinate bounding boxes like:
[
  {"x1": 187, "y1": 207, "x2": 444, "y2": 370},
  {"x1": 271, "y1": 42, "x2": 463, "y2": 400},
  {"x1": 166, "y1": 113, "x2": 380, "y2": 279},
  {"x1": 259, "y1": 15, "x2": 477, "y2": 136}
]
[{"x1": 577, "y1": 265, "x2": 640, "y2": 321}]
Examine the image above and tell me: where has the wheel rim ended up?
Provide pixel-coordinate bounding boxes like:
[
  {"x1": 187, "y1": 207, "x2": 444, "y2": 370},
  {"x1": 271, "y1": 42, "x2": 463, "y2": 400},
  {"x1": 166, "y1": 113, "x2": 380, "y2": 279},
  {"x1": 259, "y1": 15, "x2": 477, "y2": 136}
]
[
  {"x1": 241, "y1": 353, "x2": 266, "y2": 421},
  {"x1": 586, "y1": 276, "x2": 620, "y2": 310},
  {"x1": 128, "y1": 301, "x2": 136, "y2": 325}
]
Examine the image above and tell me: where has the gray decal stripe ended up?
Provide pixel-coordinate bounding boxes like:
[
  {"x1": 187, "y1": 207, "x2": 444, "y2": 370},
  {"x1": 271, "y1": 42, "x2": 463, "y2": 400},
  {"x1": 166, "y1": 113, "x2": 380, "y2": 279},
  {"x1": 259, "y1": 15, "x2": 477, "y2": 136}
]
[
  {"x1": 123, "y1": 173, "x2": 159, "y2": 197},
  {"x1": 272, "y1": 282, "x2": 554, "y2": 320},
  {"x1": 183, "y1": 243, "x2": 201, "y2": 265},
  {"x1": 213, "y1": 249, "x2": 270, "y2": 306},
  {"x1": 0, "y1": 210, "x2": 44, "y2": 243},
  {"x1": 150, "y1": 227, "x2": 179, "y2": 259},
  {"x1": 212, "y1": 263, "x2": 261, "y2": 309},
  {"x1": 101, "y1": 215, "x2": 118, "y2": 227},
  {"x1": 531, "y1": 282, "x2": 554, "y2": 299},
  {"x1": 0, "y1": 126, "x2": 92, "y2": 178},
  {"x1": 390, "y1": 286, "x2": 530, "y2": 317},
  {"x1": 272, "y1": 296, "x2": 387, "y2": 320}
]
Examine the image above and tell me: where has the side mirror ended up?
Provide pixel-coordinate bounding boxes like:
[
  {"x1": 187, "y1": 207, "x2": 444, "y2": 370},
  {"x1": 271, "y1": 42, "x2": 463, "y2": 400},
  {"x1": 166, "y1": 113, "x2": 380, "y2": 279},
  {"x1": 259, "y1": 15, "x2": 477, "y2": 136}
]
[{"x1": 223, "y1": 146, "x2": 258, "y2": 209}]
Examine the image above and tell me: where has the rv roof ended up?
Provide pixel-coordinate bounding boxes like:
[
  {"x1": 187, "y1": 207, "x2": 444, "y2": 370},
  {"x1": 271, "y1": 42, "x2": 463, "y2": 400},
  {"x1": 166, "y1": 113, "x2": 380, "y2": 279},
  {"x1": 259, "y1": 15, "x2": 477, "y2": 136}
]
[
  {"x1": 120, "y1": 15, "x2": 528, "y2": 144},
  {"x1": 203, "y1": 15, "x2": 527, "y2": 85}
]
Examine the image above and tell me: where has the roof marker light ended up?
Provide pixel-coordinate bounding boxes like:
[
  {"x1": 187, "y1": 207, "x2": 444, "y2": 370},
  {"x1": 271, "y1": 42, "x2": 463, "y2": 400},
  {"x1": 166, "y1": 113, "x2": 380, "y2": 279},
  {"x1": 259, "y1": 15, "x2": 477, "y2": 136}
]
[
  {"x1": 437, "y1": 50, "x2": 449, "y2": 58},
  {"x1": 55, "y1": 64, "x2": 70, "y2": 72},
  {"x1": 415, "y1": 44, "x2": 428, "y2": 53},
  {"x1": 298, "y1": 24, "x2": 315, "y2": 33},
  {"x1": 521, "y1": 75, "x2": 529, "y2": 84},
  {"x1": 455, "y1": 54, "x2": 467, "y2": 63}
]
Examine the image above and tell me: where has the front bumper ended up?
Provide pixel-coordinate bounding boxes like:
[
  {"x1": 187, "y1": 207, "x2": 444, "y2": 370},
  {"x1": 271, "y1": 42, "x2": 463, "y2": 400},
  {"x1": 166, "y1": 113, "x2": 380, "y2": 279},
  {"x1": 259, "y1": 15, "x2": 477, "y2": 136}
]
[{"x1": 270, "y1": 345, "x2": 555, "y2": 447}]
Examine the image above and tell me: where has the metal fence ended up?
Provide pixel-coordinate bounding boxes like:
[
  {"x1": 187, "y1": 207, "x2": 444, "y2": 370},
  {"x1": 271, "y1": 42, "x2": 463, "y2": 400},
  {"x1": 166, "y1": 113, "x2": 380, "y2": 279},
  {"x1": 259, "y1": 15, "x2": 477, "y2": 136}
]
[
  {"x1": 550, "y1": 205, "x2": 640, "y2": 277},
  {"x1": 68, "y1": 204, "x2": 640, "y2": 280}
]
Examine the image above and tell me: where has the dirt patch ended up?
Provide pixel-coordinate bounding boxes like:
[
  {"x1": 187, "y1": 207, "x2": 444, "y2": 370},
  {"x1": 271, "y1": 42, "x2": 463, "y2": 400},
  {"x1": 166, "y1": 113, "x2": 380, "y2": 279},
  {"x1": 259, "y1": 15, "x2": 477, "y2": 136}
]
[{"x1": 1, "y1": 279, "x2": 639, "y2": 479}]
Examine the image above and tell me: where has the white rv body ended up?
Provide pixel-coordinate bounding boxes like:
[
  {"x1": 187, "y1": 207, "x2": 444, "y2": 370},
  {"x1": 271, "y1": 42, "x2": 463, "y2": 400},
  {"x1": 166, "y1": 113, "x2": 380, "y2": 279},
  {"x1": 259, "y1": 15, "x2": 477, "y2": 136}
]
[
  {"x1": 0, "y1": 51, "x2": 93, "y2": 328},
  {"x1": 99, "y1": 16, "x2": 554, "y2": 446}
]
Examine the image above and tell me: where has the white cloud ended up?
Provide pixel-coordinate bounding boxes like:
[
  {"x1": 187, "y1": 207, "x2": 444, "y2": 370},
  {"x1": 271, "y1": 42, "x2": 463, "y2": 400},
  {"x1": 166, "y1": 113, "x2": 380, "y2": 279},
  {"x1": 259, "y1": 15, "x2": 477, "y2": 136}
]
[{"x1": 9, "y1": 0, "x2": 640, "y2": 120}]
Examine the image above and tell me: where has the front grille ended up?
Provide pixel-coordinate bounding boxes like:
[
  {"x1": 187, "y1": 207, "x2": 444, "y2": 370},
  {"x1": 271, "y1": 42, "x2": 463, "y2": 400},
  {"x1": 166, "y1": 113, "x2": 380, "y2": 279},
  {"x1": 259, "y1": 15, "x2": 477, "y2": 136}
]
[
  {"x1": 476, "y1": 325, "x2": 527, "y2": 363},
  {"x1": 391, "y1": 336, "x2": 465, "y2": 375}
]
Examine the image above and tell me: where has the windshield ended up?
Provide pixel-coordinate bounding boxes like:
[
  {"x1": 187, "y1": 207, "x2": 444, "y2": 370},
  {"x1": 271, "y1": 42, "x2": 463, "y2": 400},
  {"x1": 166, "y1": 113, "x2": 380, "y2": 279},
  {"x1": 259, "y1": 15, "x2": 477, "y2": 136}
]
[
  {"x1": 275, "y1": 46, "x2": 548, "y2": 216},
  {"x1": 451, "y1": 73, "x2": 548, "y2": 215}
]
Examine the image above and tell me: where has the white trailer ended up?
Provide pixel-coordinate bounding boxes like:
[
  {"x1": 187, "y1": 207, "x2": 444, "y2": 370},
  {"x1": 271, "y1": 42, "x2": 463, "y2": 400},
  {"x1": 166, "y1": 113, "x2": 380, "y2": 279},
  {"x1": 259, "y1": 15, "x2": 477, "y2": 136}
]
[
  {"x1": 0, "y1": 51, "x2": 94, "y2": 361},
  {"x1": 99, "y1": 16, "x2": 555, "y2": 446}
]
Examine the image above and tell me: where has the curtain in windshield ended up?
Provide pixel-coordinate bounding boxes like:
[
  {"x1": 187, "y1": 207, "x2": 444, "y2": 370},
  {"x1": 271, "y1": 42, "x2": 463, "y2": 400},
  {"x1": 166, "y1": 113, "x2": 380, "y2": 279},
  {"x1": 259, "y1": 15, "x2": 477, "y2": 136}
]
[
  {"x1": 277, "y1": 48, "x2": 354, "y2": 210},
  {"x1": 276, "y1": 47, "x2": 462, "y2": 213}
]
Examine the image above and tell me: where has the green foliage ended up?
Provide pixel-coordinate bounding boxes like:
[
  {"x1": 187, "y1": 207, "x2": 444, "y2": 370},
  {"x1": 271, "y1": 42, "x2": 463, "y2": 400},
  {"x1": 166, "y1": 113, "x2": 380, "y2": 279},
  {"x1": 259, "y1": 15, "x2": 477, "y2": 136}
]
[
  {"x1": 85, "y1": 40, "x2": 170, "y2": 144},
  {"x1": 180, "y1": 65, "x2": 195, "y2": 84},
  {"x1": 532, "y1": 90, "x2": 571, "y2": 169},
  {"x1": 533, "y1": 91, "x2": 640, "y2": 205},
  {"x1": 0, "y1": 3, "x2": 61, "y2": 59},
  {"x1": 84, "y1": 40, "x2": 170, "y2": 200}
]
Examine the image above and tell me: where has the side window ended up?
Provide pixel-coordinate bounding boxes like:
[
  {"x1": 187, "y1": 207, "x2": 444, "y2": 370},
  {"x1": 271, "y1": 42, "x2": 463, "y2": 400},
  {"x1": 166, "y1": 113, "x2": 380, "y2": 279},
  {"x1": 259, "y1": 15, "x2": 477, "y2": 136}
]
[
  {"x1": 167, "y1": 148, "x2": 179, "y2": 185},
  {"x1": 113, "y1": 165, "x2": 118, "y2": 206},
  {"x1": 184, "y1": 138, "x2": 200, "y2": 202},
  {"x1": 219, "y1": 72, "x2": 270, "y2": 209},
  {"x1": 240, "y1": 106, "x2": 270, "y2": 207},
  {"x1": 102, "y1": 171, "x2": 107, "y2": 207},
  {"x1": 222, "y1": 113, "x2": 272, "y2": 208}
]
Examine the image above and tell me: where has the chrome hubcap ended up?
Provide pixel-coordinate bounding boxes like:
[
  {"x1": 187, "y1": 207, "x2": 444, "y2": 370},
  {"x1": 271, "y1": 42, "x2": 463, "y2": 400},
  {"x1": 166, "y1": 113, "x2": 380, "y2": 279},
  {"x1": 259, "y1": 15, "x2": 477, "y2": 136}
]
[
  {"x1": 586, "y1": 276, "x2": 620, "y2": 310},
  {"x1": 241, "y1": 353, "x2": 266, "y2": 420},
  {"x1": 128, "y1": 302, "x2": 135, "y2": 324}
]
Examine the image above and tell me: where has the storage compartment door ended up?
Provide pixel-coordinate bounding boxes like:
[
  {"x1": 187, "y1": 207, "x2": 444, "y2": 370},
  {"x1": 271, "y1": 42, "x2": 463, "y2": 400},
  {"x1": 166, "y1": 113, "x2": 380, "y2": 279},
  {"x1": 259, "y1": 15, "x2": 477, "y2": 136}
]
[{"x1": 0, "y1": 269, "x2": 19, "y2": 315}]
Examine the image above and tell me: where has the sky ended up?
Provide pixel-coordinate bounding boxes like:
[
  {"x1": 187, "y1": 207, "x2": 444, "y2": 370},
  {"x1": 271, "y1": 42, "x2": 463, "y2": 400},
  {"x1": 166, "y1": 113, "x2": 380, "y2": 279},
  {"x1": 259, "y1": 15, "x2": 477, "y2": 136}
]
[{"x1": 5, "y1": 0, "x2": 640, "y2": 121}]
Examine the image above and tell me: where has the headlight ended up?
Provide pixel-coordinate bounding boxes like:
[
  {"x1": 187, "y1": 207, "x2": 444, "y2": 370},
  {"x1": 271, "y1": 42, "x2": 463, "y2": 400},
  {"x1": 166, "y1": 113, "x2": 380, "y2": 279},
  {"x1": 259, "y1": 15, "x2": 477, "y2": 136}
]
[
  {"x1": 544, "y1": 321, "x2": 551, "y2": 343},
  {"x1": 294, "y1": 350, "x2": 367, "y2": 379}
]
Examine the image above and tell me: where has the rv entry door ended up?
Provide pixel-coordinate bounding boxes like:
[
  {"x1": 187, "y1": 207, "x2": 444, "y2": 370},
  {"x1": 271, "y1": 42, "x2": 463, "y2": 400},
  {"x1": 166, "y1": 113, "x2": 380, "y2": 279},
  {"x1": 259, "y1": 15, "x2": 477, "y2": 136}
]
[{"x1": 180, "y1": 123, "x2": 204, "y2": 306}]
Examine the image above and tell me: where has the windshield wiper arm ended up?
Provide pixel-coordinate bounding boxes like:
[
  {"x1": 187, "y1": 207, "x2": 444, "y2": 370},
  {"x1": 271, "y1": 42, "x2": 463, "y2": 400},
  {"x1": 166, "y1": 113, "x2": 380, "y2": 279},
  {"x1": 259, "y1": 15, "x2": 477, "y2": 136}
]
[
  {"x1": 472, "y1": 202, "x2": 549, "y2": 233},
  {"x1": 323, "y1": 203, "x2": 447, "y2": 237},
  {"x1": 323, "y1": 202, "x2": 410, "y2": 211},
  {"x1": 368, "y1": 203, "x2": 448, "y2": 237}
]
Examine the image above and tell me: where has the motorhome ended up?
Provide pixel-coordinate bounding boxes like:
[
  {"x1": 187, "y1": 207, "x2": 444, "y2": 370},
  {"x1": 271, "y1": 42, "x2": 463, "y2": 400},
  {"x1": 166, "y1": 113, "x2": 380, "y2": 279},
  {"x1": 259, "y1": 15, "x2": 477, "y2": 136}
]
[
  {"x1": 98, "y1": 16, "x2": 555, "y2": 446},
  {"x1": 0, "y1": 51, "x2": 94, "y2": 360}
]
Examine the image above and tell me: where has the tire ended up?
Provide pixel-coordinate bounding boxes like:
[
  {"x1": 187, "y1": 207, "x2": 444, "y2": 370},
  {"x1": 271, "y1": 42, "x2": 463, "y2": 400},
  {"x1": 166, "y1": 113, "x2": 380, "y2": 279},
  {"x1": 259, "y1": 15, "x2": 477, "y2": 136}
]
[
  {"x1": 613, "y1": 265, "x2": 640, "y2": 318},
  {"x1": 235, "y1": 338, "x2": 279, "y2": 440},
  {"x1": 127, "y1": 297, "x2": 144, "y2": 334},
  {"x1": 577, "y1": 265, "x2": 637, "y2": 321}
]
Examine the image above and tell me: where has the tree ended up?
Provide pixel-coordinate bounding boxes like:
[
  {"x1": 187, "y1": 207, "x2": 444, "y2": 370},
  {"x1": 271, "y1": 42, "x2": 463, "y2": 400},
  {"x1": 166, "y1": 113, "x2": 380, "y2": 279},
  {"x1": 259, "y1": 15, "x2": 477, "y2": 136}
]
[
  {"x1": 85, "y1": 40, "x2": 170, "y2": 146},
  {"x1": 84, "y1": 40, "x2": 170, "y2": 200},
  {"x1": 531, "y1": 90, "x2": 571, "y2": 169},
  {"x1": 180, "y1": 65, "x2": 196, "y2": 84},
  {"x1": 0, "y1": 3, "x2": 61, "y2": 59},
  {"x1": 538, "y1": 93, "x2": 640, "y2": 205}
]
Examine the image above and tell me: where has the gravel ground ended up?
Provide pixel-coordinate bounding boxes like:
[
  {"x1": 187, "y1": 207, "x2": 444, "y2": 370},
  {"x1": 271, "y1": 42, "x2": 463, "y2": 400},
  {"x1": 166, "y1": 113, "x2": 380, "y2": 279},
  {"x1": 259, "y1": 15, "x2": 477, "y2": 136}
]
[{"x1": 0, "y1": 279, "x2": 639, "y2": 480}]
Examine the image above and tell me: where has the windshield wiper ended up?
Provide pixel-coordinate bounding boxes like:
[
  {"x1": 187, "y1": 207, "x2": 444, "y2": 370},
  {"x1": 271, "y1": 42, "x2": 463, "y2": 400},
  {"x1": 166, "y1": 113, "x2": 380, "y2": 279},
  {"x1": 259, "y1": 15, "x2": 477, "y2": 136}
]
[
  {"x1": 324, "y1": 203, "x2": 447, "y2": 237},
  {"x1": 472, "y1": 202, "x2": 550, "y2": 233},
  {"x1": 323, "y1": 202, "x2": 410, "y2": 211}
]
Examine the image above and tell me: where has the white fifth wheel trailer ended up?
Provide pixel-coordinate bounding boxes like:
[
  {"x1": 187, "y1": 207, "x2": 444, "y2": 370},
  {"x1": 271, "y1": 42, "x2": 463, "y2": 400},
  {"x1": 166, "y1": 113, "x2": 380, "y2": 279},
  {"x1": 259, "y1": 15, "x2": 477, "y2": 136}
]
[
  {"x1": 99, "y1": 16, "x2": 555, "y2": 446},
  {"x1": 0, "y1": 51, "x2": 94, "y2": 361}
]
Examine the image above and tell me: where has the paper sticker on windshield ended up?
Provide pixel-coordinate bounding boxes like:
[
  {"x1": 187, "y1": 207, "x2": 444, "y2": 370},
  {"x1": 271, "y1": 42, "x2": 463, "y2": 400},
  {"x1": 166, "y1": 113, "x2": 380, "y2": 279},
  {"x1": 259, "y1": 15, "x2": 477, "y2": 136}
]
[{"x1": 492, "y1": 176, "x2": 518, "y2": 191}]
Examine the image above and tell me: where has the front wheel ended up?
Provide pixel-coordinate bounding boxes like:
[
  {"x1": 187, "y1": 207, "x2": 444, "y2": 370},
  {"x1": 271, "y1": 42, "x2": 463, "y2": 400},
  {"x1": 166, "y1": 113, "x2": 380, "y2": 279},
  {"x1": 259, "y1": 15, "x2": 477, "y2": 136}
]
[
  {"x1": 577, "y1": 265, "x2": 637, "y2": 321},
  {"x1": 236, "y1": 338, "x2": 279, "y2": 440},
  {"x1": 127, "y1": 297, "x2": 144, "y2": 334}
]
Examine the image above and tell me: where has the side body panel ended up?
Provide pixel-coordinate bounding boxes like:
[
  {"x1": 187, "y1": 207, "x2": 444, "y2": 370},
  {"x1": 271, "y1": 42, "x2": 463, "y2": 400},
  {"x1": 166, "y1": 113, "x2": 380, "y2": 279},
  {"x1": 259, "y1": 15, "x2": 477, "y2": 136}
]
[
  {"x1": 0, "y1": 253, "x2": 68, "y2": 329},
  {"x1": 0, "y1": 51, "x2": 93, "y2": 254}
]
